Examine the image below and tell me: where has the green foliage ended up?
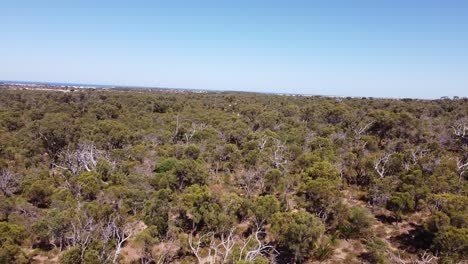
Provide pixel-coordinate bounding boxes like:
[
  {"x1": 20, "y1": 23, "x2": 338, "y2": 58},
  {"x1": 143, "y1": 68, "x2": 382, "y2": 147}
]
[
  {"x1": 96, "y1": 159, "x2": 112, "y2": 181},
  {"x1": 0, "y1": 241, "x2": 29, "y2": 264},
  {"x1": 173, "y1": 159, "x2": 208, "y2": 190},
  {"x1": 387, "y1": 192, "x2": 416, "y2": 219},
  {"x1": 312, "y1": 236, "x2": 336, "y2": 261},
  {"x1": 305, "y1": 161, "x2": 340, "y2": 180},
  {"x1": 0, "y1": 222, "x2": 26, "y2": 245},
  {"x1": 143, "y1": 189, "x2": 172, "y2": 237},
  {"x1": 432, "y1": 226, "x2": 468, "y2": 261},
  {"x1": 270, "y1": 211, "x2": 325, "y2": 262},
  {"x1": 0, "y1": 222, "x2": 27, "y2": 264},
  {"x1": 156, "y1": 158, "x2": 178, "y2": 173},
  {"x1": 25, "y1": 180, "x2": 54, "y2": 208},
  {"x1": 299, "y1": 177, "x2": 341, "y2": 216},
  {"x1": 339, "y1": 207, "x2": 374, "y2": 239},
  {"x1": 251, "y1": 195, "x2": 280, "y2": 225},
  {"x1": 32, "y1": 219, "x2": 51, "y2": 248},
  {"x1": 179, "y1": 184, "x2": 212, "y2": 228},
  {"x1": 185, "y1": 144, "x2": 201, "y2": 160},
  {"x1": 364, "y1": 238, "x2": 387, "y2": 264},
  {"x1": 74, "y1": 171, "x2": 102, "y2": 201},
  {"x1": 59, "y1": 246, "x2": 81, "y2": 264},
  {"x1": 34, "y1": 113, "x2": 77, "y2": 156},
  {"x1": 264, "y1": 169, "x2": 284, "y2": 193},
  {"x1": 0, "y1": 89, "x2": 466, "y2": 263}
]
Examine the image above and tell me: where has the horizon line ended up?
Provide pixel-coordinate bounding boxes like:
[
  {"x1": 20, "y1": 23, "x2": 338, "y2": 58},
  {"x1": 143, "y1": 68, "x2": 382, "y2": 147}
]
[{"x1": 0, "y1": 79, "x2": 465, "y2": 101}]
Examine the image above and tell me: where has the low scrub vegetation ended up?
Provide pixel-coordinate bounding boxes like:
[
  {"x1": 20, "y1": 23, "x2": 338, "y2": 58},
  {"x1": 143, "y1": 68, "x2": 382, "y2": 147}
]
[{"x1": 0, "y1": 89, "x2": 466, "y2": 263}]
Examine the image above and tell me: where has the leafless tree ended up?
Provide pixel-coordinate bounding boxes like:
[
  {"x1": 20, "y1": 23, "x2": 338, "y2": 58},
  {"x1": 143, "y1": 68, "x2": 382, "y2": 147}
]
[
  {"x1": 374, "y1": 153, "x2": 393, "y2": 178},
  {"x1": 240, "y1": 225, "x2": 278, "y2": 263},
  {"x1": 452, "y1": 119, "x2": 467, "y2": 139},
  {"x1": 388, "y1": 250, "x2": 438, "y2": 264},
  {"x1": 258, "y1": 135, "x2": 268, "y2": 151},
  {"x1": 112, "y1": 218, "x2": 137, "y2": 263},
  {"x1": 188, "y1": 231, "x2": 212, "y2": 264},
  {"x1": 219, "y1": 228, "x2": 236, "y2": 263},
  {"x1": 0, "y1": 169, "x2": 19, "y2": 197},
  {"x1": 352, "y1": 120, "x2": 374, "y2": 140},
  {"x1": 270, "y1": 138, "x2": 288, "y2": 170},
  {"x1": 69, "y1": 211, "x2": 97, "y2": 262},
  {"x1": 452, "y1": 118, "x2": 468, "y2": 149},
  {"x1": 387, "y1": 250, "x2": 406, "y2": 264},
  {"x1": 98, "y1": 219, "x2": 115, "y2": 263},
  {"x1": 235, "y1": 169, "x2": 260, "y2": 198},
  {"x1": 315, "y1": 209, "x2": 330, "y2": 223},
  {"x1": 429, "y1": 196, "x2": 445, "y2": 212},
  {"x1": 403, "y1": 147, "x2": 430, "y2": 170},
  {"x1": 207, "y1": 233, "x2": 222, "y2": 264},
  {"x1": 456, "y1": 158, "x2": 468, "y2": 183},
  {"x1": 184, "y1": 122, "x2": 208, "y2": 145},
  {"x1": 188, "y1": 227, "x2": 264, "y2": 264},
  {"x1": 411, "y1": 147, "x2": 430, "y2": 165},
  {"x1": 52, "y1": 142, "x2": 105, "y2": 175},
  {"x1": 413, "y1": 251, "x2": 438, "y2": 264}
]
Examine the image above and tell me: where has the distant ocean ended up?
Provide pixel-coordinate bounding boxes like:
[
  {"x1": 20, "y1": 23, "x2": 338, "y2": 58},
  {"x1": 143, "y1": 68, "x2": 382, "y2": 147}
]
[
  {"x1": 0, "y1": 80, "x2": 330, "y2": 97},
  {"x1": 0, "y1": 80, "x2": 130, "y2": 89}
]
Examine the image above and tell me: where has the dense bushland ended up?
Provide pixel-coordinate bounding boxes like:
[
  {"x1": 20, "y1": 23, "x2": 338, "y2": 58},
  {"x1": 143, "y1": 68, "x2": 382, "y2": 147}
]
[{"x1": 0, "y1": 89, "x2": 466, "y2": 263}]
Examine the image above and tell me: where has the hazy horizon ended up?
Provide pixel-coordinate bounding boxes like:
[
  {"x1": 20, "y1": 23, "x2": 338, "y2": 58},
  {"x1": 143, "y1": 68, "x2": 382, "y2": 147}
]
[{"x1": 2, "y1": 1, "x2": 468, "y2": 99}]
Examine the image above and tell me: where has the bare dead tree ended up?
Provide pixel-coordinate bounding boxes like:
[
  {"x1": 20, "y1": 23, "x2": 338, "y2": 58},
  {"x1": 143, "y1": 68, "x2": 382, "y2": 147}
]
[
  {"x1": 388, "y1": 250, "x2": 438, "y2": 264},
  {"x1": 352, "y1": 120, "x2": 374, "y2": 140},
  {"x1": 452, "y1": 119, "x2": 467, "y2": 139},
  {"x1": 188, "y1": 231, "x2": 213, "y2": 264},
  {"x1": 456, "y1": 158, "x2": 468, "y2": 183},
  {"x1": 207, "y1": 233, "x2": 222, "y2": 264},
  {"x1": 242, "y1": 225, "x2": 278, "y2": 262},
  {"x1": 0, "y1": 169, "x2": 19, "y2": 197},
  {"x1": 112, "y1": 219, "x2": 137, "y2": 264},
  {"x1": 153, "y1": 240, "x2": 179, "y2": 264},
  {"x1": 387, "y1": 250, "x2": 437, "y2": 264},
  {"x1": 69, "y1": 212, "x2": 97, "y2": 263},
  {"x1": 270, "y1": 138, "x2": 288, "y2": 170},
  {"x1": 412, "y1": 251, "x2": 438, "y2": 264},
  {"x1": 52, "y1": 142, "x2": 105, "y2": 175},
  {"x1": 97, "y1": 218, "x2": 115, "y2": 263},
  {"x1": 452, "y1": 118, "x2": 468, "y2": 150},
  {"x1": 374, "y1": 153, "x2": 393, "y2": 178},
  {"x1": 303, "y1": 132, "x2": 316, "y2": 151},
  {"x1": 236, "y1": 169, "x2": 260, "y2": 198},
  {"x1": 184, "y1": 122, "x2": 208, "y2": 145},
  {"x1": 258, "y1": 135, "x2": 268, "y2": 151},
  {"x1": 315, "y1": 209, "x2": 330, "y2": 223},
  {"x1": 187, "y1": 228, "x2": 238, "y2": 264},
  {"x1": 371, "y1": 191, "x2": 391, "y2": 207},
  {"x1": 387, "y1": 250, "x2": 406, "y2": 264},
  {"x1": 411, "y1": 147, "x2": 430, "y2": 165},
  {"x1": 429, "y1": 196, "x2": 445, "y2": 212},
  {"x1": 403, "y1": 147, "x2": 430, "y2": 170},
  {"x1": 219, "y1": 228, "x2": 236, "y2": 263}
]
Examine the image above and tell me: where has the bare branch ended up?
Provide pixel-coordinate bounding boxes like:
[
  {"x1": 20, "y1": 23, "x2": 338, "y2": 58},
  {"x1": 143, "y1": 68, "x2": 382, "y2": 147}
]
[
  {"x1": 244, "y1": 225, "x2": 278, "y2": 262},
  {"x1": 55, "y1": 142, "x2": 105, "y2": 175},
  {"x1": 0, "y1": 169, "x2": 20, "y2": 197},
  {"x1": 411, "y1": 147, "x2": 430, "y2": 165},
  {"x1": 184, "y1": 122, "x2": 208, "y2": 145},
  {"x1": 451, "y1": 119, "x2": 467, "y2": 139},
  {"x1": 353, "y1": 121, "x2": 374, "y2": 139},
  {"x1": 374, "y1": 152, "x2": 393, "y2": 178}
]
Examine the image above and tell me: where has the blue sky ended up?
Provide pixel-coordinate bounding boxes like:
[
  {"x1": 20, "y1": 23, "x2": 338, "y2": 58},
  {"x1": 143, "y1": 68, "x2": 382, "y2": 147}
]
[{"x1": 1, "y1": 0, "x2": 467, "y2": 98}]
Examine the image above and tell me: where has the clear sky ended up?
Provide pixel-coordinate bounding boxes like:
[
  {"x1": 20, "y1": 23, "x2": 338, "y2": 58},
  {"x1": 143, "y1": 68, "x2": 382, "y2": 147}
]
[{"x1": 1, "y1": 0, "x2": 468, "y2": 98}]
